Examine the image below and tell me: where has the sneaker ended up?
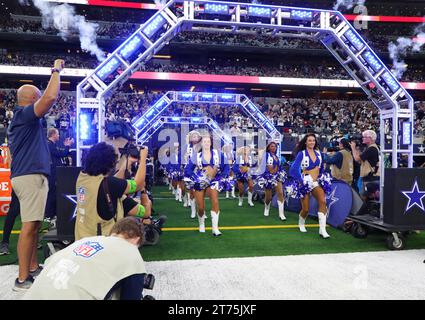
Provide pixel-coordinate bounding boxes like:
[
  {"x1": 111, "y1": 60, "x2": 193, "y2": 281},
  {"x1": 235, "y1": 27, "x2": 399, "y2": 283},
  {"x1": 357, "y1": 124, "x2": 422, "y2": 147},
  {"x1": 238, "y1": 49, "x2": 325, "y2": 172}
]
[
  {"x1": 29, "y1": 265, "x2": 44, "y2": 278},
  {"x1": 0, "y1": 242, "x2": 10, "y2": 255},
  {"x1": 13, "y1": 275, "x2": 34, "y2": 292}
]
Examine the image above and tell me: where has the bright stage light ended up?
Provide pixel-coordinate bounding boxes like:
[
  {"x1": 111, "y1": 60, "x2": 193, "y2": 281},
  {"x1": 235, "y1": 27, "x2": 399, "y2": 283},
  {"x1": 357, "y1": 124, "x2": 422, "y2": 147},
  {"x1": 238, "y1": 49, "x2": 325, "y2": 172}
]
[
  {"x1": 344, "y1": 29, "x2": 365, "y2": 51},
  {"x1": 119, "y1": 34, "x2": 143, "y2": 60},
  {"x1": 143, "y1": 14, "x2": 166, "y2": 38},
  {"x1": 153, "y1": 99, "x2": 167, "y2": 111},
  {"x1": 79, "y1": 113, "x2": 90, "y2": 140},
  {"x1": 199, "y1": 93, "x2": 214, "y2": 102},
  {"x1": 145, "y1": 107, "x2": 158, "y2": 120},
  {"x1": 178, "y1": 92, "x2": 196, "y2": 101},
  {"x1": 152, "y1": 120, "x2": 162, "y2": 130},
  {"x1": 133, "y1": 117, "x2": 148, "y2": 130},
  {"x1": 248, "y1": 6, "x2": 271, "y2": 17},
  {"x1": 290, "y1": 9, "x2": 313, "y2": 21},
  {"x1": 96, "y1": 57, "x2": 120, "y2": 80},
  {"x1": 247, "y1": 102, "x2": 258, "y2": 113},
  {"x1": 381, "y1": 71, "x2": 400, "y2": 93},
  {"x1": 362, "y1": 51, "x2": 383, "y2": 72},
  {"x1": 204, "y1": 3, "x2": 229, "y2": 14},
  {"x1": 218, "y1": 94, "x2": 236, "y2": 102},
  {"x1": 264, "y1": 121, "x2": 274, "y2": 133},
  {"x1": 402, "y1": 122, "x2": 412, "y2": 145}
]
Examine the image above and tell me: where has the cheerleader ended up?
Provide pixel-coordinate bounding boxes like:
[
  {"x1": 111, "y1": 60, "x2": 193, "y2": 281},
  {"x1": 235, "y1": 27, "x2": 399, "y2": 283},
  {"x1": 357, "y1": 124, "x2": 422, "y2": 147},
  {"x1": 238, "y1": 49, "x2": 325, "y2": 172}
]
[
  {"x1": 222, "y1": 144, "x2": 236, "y2": 199},
  {"x1": 184, "y1": 133, "x2": 230, "y2": 236},
  {"x1": 169, "y1": 142, "x2": 185, "y2": 203},
  {"x1": 159, "y1": 148, "x2": 173, "y2": 192},
  {"x1": 289, "y1": 133, "x2": 331, "y2": 238},
  {"x1": 256, "y1": 142, "x2": 286, "y2": 221},
  {"x1": 184, "y1": 130, "x2": 202, "y2": 218},
  {"x1": 233, "y1": 146, "x2": 256, "y2": 207}
]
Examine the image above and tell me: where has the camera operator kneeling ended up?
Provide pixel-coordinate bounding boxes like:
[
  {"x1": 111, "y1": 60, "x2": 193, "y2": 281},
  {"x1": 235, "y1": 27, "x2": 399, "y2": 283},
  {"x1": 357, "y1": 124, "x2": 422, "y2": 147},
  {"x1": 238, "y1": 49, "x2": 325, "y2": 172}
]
[
  {"x1": 74, "y1": 142, "x2": 152, "y2": 241},
  {"x1": 323, "y1": 138, "x2": 354, "y2": 185},
  {"x1": 23, "y1": 217, "x2": 154, "y2": 300}
]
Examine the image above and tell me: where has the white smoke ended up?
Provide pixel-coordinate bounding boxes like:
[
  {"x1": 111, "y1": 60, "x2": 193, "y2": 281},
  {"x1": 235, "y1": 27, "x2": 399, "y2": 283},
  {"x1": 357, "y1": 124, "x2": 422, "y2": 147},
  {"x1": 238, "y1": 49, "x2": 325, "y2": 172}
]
[
  {"x1": 333, "y1": 0, "x2": 365, "y2": 11},
  {"x1": 388, "y1": 23, "x2": 425, "y2": 79},
  {"x1": 153, "y1": 0, "x2": 167, "y2": 8},
  {"x1": 19, "y1": 0, "x2": 105, "y2": 61}
]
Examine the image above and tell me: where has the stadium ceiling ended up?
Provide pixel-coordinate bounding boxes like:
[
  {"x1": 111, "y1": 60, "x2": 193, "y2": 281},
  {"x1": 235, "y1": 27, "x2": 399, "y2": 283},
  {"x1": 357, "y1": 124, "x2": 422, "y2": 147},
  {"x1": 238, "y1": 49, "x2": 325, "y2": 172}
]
[{"x1": 77, "y1": 0, "x2": 414, "y2": 181}]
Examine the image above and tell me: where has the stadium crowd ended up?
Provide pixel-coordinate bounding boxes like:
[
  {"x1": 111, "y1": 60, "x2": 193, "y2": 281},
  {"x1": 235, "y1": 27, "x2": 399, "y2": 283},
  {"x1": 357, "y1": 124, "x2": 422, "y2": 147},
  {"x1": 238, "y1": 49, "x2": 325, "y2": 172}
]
[
  {"x1": 1, "y1": 15, "x2": 424, "y2": 57},
  {"x1": 1, "y1": 50, "x2": 424, "y2": 83},
  {"x1": 2, "y1": 89, "x2": 425, "y2": 140}
]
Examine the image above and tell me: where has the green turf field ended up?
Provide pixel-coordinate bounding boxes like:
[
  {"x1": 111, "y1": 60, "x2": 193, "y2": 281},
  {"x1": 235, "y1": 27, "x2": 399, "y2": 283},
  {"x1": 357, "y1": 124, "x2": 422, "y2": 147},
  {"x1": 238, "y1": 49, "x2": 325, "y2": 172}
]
[{"x1": 1, "y1": 185, "x2": 425, "y2": 265}]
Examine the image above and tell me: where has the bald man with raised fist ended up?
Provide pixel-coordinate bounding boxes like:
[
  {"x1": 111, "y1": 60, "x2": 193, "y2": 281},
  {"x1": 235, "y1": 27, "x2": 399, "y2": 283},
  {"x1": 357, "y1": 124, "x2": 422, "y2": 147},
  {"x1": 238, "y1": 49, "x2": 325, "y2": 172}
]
[{"x1": 7, "y1": 59, "x2": 65, "y2": 292}]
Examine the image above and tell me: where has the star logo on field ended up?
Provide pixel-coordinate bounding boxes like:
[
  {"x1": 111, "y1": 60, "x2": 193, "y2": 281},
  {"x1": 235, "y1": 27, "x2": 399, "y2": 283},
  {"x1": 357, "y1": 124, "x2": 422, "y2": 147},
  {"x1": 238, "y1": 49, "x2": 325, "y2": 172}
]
[
  {"x1": 401, "y1": 179, "x2": 425, "y2": 214},
  {"x1": 419, "y1": 145, "x2": 425, "y2": 153}
]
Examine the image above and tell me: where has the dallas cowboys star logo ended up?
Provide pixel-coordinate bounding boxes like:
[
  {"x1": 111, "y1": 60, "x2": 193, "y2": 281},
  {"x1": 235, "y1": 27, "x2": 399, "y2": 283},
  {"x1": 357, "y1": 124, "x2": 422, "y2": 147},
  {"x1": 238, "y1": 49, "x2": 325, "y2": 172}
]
[
  {"x1": 400, "y1": 179, "x2": 425, "y2": 214},
  {"x1": 326, "y1": 187, "x2": 339, "y2": 211},
  {"x1": 419, "y1": 145, "x2": 425, "y2": 153},
  {"x1": 64, "y1": 194, "x2": 78, "y2": 220}
]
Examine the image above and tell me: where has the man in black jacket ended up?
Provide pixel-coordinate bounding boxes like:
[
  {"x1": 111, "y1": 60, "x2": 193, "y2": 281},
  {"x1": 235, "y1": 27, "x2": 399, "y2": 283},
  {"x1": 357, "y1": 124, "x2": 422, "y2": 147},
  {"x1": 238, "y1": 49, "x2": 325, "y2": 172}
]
[{"x1": 45, "y1": 128, "x2": 73, "y2": 221}]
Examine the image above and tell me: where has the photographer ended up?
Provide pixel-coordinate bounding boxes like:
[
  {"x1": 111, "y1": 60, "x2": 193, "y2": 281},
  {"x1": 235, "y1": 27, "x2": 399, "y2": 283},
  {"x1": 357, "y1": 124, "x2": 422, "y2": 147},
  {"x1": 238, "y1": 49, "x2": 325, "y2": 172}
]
[
  {"x1": 23, "y1": 217, "x2": 152, "y2": 300},
  {"x1": 74, "y1": 142, "x2": 152, "y2": 241},
  {"x1": 350, "y1": 130, "x2": 380, "y2": 200},
  {"x1": 323, "y1": 138, "x2": 353, "y2": 185}
]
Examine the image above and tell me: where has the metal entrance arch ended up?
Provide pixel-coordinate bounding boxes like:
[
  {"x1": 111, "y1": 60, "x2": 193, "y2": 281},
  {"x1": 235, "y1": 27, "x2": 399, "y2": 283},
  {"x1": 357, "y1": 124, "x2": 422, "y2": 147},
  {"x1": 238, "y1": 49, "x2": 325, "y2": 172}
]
[{"x1": 76, "y1": 0, "x2": 415, "y2": 216}]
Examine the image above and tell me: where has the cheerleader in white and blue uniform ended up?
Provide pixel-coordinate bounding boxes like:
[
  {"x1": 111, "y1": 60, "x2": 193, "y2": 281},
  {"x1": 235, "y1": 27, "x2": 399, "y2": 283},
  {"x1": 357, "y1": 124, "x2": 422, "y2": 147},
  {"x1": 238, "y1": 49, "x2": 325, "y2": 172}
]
[
  {"x1": 184, "y1": 133, "x2": 230, "y2": 236},
  {"x1": 169, "y1": 143, "x2": 185, "y2": 203},
  {"x1": 233, "y1": 146, "x2": 256, "y2": 207},
  {"x1": 159, "y1": 148, "x2": 173, "y2": 191},
  {"x1": 223, "y1": 144, "x2": 236, "y2": 199},
  {"x1": 256, "y1": 142, "x2": 287, "y2": 221},
  {"x1": 184, "y1": 130, "x2": 202, "y2": 218},
  {"x1": 289, "y1": 133, "x2": 332, "y2": 238}
]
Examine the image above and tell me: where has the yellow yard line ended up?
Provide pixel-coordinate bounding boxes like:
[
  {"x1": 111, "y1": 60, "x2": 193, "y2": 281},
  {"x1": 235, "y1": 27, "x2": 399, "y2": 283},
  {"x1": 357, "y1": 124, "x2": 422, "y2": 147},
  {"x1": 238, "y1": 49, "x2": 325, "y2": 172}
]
[
  {"x1": 1, "y1": 224, "x2": 321, "y2": 234},
  {"x1": 162, "y1": 224, "x2": 320, "y2": 231}
]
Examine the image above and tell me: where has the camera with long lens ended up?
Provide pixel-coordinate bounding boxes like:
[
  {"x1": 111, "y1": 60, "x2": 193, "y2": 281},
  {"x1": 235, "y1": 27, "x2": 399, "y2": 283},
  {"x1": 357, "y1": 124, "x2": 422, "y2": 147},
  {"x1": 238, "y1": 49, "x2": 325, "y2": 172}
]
[
  {"x1": 143, "y1": 215, "x2": 167, "y2": 246},
  {"x1": 347, "y1": 133, "x2": 363, "y2": 148},
  {"x1": 326, "y1": 137, "x2": 340, "y2": 152},
  {"x1": 119, "y1": 142, "x2": 143, "y2": 160}
]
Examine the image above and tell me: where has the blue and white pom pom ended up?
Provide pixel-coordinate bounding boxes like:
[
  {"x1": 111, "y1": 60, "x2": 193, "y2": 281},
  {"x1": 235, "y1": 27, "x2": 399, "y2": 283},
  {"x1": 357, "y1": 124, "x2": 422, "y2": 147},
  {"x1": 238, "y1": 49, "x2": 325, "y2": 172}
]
[
  {"x1": 278, "y1": 170, "x2": 288, "y2": 184},
  {"x1": 286, "y1": 178, "x2": 311, "y2": 199},
  {"x1": 318, "y1": 172, "x2": 332, "y2": 195},
  {"x1": 183, "y1": 176, "x2": 195, "y2": 190}
]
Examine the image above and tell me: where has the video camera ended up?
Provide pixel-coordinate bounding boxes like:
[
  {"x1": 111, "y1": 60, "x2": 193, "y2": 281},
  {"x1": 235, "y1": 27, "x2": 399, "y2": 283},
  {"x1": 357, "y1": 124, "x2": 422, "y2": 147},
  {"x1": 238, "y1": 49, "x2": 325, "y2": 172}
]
[
  {"x1": 347, "y1": 133, "x2": 363, "y2": 147},
  {"x1": 143, "y1": 215, "x2": 167, "y2": 246},
  {"x1": 326, "y1": 136, "x2": 340, "y2": 152},
  {"x1": 119, "y1": 142, "x2": 144, "y2": 160}
]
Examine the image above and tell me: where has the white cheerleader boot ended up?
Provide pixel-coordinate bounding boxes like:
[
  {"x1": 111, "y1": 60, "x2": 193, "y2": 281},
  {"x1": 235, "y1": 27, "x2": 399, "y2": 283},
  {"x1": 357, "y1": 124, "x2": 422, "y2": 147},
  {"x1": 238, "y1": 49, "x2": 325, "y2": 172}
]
[
  {"x1": 231, "y1": 186, "x2": 236, "y2": 198},
  {"x1": 226, "y1": 191, "x2": 229, "y2": 199},
  {"x1": 238, "y1": 196, "x2": 243, "y2": 207},
  {"x1": 318, "y1": 212, "x2": 330, "y2": 239},
  {"x1": 190, "y1": 199, "x2": 197, "y2": 219},
  {"x1": 198, "y1": 214, "x2": 205, "y2": 233},
  {"x1": 183, "y1": 193, "x2": 188, "y2": 207},
  {"x1": 299, "y1": 215, "x2": 307, "y2": 233},
  {"x1": 211, "y1": 211, "x2": 222, "y2": 236},
  {"x1": 277, "y1": 200, "x2": 286, "y2": 221},
  {"x1": 178, "y1": 187, "x2": 183, "y2": 202},
  {"x1": 247, "y1": 191, "x2": 254, "y2": 207},
  {"x1": 174, "y1": 188, "x2": 178, "y2": 200},
  {"x1": 264, "y1": 202, "x2": 270, "y2": 217}
]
